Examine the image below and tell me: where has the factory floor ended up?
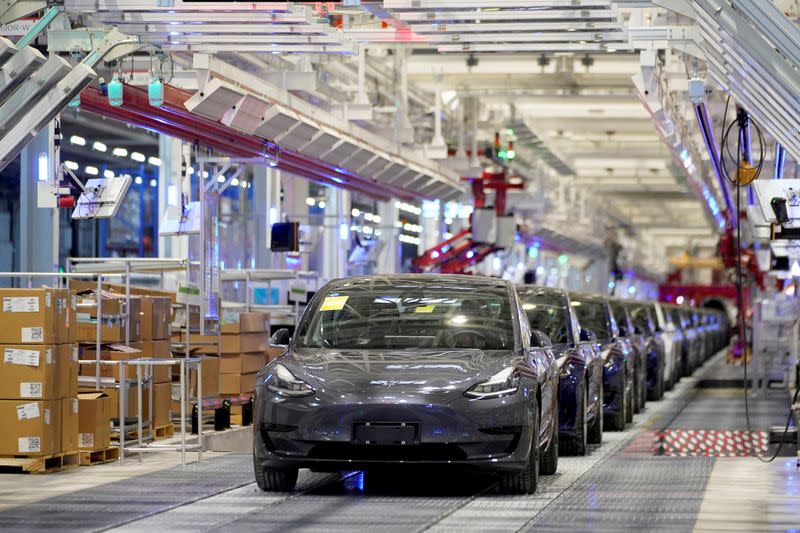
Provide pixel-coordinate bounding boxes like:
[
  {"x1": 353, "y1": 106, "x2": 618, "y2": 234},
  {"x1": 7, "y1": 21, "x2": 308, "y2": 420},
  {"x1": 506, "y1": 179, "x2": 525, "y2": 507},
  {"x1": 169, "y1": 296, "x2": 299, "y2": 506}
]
[{"x1": 0, "y1": 352, "x2": 797, "y2": 533}]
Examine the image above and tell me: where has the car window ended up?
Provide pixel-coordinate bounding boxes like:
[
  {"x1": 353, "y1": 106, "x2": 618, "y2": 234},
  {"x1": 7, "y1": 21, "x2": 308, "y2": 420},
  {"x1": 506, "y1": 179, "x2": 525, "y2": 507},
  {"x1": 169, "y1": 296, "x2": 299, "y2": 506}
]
[
  {"x1": 630, "y1": 305, "x2": 654, "y2": 335},
  {"x1": 571, "y1": 300, "x2": 610, "y2": 343},
  {"x1": 610, "y1": 303, "x2": 630, "y2": 337},
  {"x1": 521, "y1": 300, "x2": 570, "y2": 345},
  {"x1": 296, "y1": 285, "x2": 516, "y2": 350}
]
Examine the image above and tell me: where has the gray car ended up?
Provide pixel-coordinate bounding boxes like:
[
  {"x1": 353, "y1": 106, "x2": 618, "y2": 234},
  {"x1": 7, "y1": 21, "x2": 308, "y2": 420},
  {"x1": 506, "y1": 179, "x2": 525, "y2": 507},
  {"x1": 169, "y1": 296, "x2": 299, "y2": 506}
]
[{"x1": 253, "y1": 274, "x2": 560, "y2": 494}]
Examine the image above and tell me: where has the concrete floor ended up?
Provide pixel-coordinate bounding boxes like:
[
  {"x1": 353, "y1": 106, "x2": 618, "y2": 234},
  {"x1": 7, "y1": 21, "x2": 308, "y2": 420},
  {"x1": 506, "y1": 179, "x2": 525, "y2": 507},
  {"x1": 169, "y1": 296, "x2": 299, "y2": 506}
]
[{"x1": 0, "y1": 352, "x2": 797, "y2": 532}]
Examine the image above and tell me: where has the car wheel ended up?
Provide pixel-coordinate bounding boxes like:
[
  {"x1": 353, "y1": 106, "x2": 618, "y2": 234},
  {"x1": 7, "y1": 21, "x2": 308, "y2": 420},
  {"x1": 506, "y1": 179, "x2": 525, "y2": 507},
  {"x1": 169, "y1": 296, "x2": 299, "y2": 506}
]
[
  {"x1": 605, "y1": 372, "x2": 627, "y2": 431},
  {"x1": 540, "y1": 400, "x2": 558, "y2": 475},
  {"x1": 625, "y1": 373, "x2": 634, "y2": 424},
  {"x1": 647, "y1": 362, "x2": 664, "y2": 402},
  {"x1": 254, "y1": 452, "x2": 298, "y2": 492},
  {"x1": 498, "y1": 396, "x2": 540, "y2": 494},
  {"x1": 587, "y1": 378, "x2": 603, "y2": 445},
  {"x1": 560, "y1": 383, "x2": 587, "y2": 456}
]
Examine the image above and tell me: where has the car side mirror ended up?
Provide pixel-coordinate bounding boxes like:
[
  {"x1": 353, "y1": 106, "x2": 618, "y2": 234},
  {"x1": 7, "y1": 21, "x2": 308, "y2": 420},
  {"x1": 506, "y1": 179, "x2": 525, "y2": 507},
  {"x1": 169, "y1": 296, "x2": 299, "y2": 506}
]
[
  {"x1": 530, "y1": 330, "x2": 552, "y2": 348},
  {"x1": 270, "y1": 328, "x2": 291, "y2": 348},
  {"x1": 579, "y1": 328, "x2": 596, "y2": 342}
]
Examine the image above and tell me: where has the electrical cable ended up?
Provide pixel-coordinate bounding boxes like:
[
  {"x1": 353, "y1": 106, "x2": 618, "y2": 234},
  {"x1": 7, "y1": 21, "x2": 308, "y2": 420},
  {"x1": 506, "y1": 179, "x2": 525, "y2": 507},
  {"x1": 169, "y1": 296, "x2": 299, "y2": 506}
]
[{"x1": 726, "y1": 104, "x2": 799, "y2": 463}]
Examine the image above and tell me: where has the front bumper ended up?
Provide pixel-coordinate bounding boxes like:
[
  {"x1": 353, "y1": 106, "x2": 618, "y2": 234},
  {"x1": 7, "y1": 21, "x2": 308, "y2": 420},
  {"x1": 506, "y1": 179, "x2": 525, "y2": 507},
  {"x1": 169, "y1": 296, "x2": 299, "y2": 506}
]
[{"x1": 253, "y1": 387, "x2": 535, "y2": 472}]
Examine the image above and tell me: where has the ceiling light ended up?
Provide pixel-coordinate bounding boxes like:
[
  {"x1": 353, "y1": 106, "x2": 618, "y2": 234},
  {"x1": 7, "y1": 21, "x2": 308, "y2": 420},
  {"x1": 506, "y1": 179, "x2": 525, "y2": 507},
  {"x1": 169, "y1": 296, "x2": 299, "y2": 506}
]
[
  {"x1": 148, "y1": 156, "x2": 161, "y2": 166},
  {"x1": 240, "y1": 180, "x2": 248, "y2": 188},
  {"x1": 318, "y1": 200, "x2": 326, "y2": 209},
  {"x1": 373, "y1": 215, "x2": 382, "y2": 224},
  {"x1": 69, "y1": 135, "x2": 85, "y2": 146},
  {"x1": 134, "y1": 176, "x2": 143, "y2": 185},
  {"x1": 217, "y1": 175, "x2": 225, "y2": 183},
  {"x1": 306, "y1": 197, "x2": 316, "y2": 206},
  {"x1": 85, "y1": 166, "x2": 98, "y2": 175},
  {"x1": 150, "y1": 179, "x2": 158, "y2": 188},
  {"x1": 364, "y1": 212, "x2": 374, "y2": 221},
  {"x1": 64, "y1": 161, "x2": 79, "y2": 170},
  {"x1": 112, "y1": 147, "x2": 128, "y2": 157},
  {"x1": 230, "y1": 177, "x2": 239, "y2": 187},
  {"x1": 131, "y1": 152, "x2": 146, "y2": 162},
  {"x1": 92, "y1": 141, "x2": 107, "y2": 152},
  {"x1": 103, "y1": 169, "x2": 114, "y2": 178},
  {"x1": 351, "y1": 208, "x2": 360, "y2": 217}
]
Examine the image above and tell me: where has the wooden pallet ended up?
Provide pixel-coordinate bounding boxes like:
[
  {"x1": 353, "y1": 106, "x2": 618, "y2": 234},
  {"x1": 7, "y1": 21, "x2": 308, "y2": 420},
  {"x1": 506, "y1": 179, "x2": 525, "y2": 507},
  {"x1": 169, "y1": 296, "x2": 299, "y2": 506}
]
[
  {"x1": 0, "y1": 451, "x2": 80, "y2": 474},
  {"x1": 79, "y1": 446, "x2": 119, "y2": 466}
]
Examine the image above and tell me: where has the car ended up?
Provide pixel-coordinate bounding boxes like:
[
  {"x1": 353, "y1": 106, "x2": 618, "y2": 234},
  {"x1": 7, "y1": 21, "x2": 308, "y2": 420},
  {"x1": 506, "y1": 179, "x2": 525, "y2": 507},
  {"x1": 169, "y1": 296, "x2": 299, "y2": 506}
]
[
  {"x1": 625, "y1": 301, "x2": 667, "y2": 401},
  {"x1": 517, "y1": 286, "x2": 604, "y2": 456},
  {"x1": 609, "y1": 299, "x2": 648, "y2": 414},
  {"x1": 568, "y1": 293, "x2": 634, "y2": 431},
  {"x1": 253, "y1": 274, "x2": 560, "y2": 495},
  {"x1": 654, "y1": 301, "x2": 684, "y2": 389},
  {"x1": 665, "y1": 304, "x2": 699, "y2": 378}
]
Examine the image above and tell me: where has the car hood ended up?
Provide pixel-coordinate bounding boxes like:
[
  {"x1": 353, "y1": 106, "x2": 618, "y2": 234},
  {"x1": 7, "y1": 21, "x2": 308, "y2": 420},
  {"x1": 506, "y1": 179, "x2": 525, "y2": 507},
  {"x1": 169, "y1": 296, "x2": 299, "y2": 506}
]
[{"x1": 283, "y1": 347, "x2": 519, "y2": 395}]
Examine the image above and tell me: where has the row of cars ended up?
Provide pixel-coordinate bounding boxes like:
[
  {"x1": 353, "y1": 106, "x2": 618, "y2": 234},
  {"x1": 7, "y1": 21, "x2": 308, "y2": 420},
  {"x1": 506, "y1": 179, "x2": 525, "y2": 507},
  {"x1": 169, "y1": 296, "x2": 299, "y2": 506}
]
[{"x1": 252, "y1": 275, "x2": 731, "y2": 494}]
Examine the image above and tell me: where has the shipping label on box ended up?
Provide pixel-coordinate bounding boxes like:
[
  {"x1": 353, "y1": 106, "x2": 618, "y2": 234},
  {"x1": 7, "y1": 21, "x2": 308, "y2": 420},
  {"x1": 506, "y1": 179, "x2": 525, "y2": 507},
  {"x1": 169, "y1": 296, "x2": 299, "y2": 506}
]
[{"x1": 0, "y1": 344, "x2": 58, "y2": 400}]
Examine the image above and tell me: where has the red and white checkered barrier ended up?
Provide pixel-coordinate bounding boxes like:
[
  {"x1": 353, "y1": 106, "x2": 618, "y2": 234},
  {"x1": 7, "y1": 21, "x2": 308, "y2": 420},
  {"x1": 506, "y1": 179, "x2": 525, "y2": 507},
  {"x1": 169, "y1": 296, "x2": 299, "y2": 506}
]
[{"x1": 657, "y1": 429, "x2": 769, "y2": 457}]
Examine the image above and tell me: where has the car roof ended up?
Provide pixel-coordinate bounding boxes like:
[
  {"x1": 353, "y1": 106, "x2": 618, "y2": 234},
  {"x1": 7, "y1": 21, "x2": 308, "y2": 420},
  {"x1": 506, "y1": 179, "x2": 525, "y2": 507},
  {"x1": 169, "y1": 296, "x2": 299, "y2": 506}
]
[
  {"x1": 568, "y1": 291, "x2": 608, "y2": 304},
  {"x1": 516, "y1": 286, "x2": 568, "y2": 306},
  {"x1": 328, "y1": 274, "x2": 515, "y2": 292}
]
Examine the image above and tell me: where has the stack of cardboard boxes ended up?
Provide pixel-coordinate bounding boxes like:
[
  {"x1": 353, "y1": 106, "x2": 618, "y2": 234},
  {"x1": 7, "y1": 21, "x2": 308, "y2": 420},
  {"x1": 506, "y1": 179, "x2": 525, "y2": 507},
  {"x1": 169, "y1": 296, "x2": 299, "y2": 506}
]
[
  {"x1": 219, "y1": 313, "x2": 269, "y2": 397},
  {"x1": 76, "y1": 290, "x2": 174, "y2": 432},
  {"x1": 0, "y1": 288, "x2": 78, "y2": 458}
]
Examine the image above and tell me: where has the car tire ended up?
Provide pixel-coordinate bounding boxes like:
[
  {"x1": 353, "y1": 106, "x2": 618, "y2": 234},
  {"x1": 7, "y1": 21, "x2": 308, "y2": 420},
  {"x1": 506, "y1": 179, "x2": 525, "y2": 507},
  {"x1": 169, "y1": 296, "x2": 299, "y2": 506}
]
[
  {"x1": 625, "y1": 373, "x2": 634, "y2": 424},
  {"x1": 254, "y1": 458, "x2": 298, "y2": 492},
  {"x1": 605, "y1": 372, "x2": 627, "y2": 431},
  {"x1": 647, "y1": 362, "x2": 664, "y2": 401},
  {"x1": 560, "y1": 383, "x2": 587, "y2": 456},
  {"x1": 540, "y1": 401, "x2": 558, "y2": 475},
  {"x1": 587, "y1": 378, "x2": 603, "y2": 445},
  {"x1": 498, "y1": 396, "x2": 540, "y2": 494}
]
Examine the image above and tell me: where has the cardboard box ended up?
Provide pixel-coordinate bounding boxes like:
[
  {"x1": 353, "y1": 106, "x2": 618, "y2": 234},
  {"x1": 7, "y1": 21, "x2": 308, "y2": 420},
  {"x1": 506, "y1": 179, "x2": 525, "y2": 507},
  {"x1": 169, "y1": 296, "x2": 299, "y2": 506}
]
[
  {"x1": 140, "y1": 297, "x2": 172, "y2": 341},
  {"x1": 60, "y1": 345, "x2": 79, "y2": 399},
  {"x1": 153, "y1": 382, "x2": 172, "y2": 428},
  {"x1": 73, "y1": 290, "x2": 141, "y2": 343},
  {"x1": 220, "y1": 312, "x2": 269, "y2": 334},
  {"x1": 0, "y1": 399, "x2": 59, "y2": 456},
  {"x1": 0, "y1": 344, "x2": 58, "y2": 399},
  {"x1": 80, "y1": 343, "x2": 143, "y2": 380},
  {"x1": 80, "y1": 384, "x2": 150, "y2": 421},
  {"x1": 69, "y1": 280, "x2": 177, "y2": 304},
  {"x1": 189, "y1": 356, "x2": 220, "y2": 398},
  {"x1": 220, "y1": 353, "x2": 265, "y2": 375},
  {"x1": 77, "y1": 392, "x2": 110, "y2": 451},
  {"x1": 141, "y1": 339, "x2": 172, "y2": 383},
  {"x1": 61, "y1": 397, "x2": 79, "y2": 453},
  {"x1": 221, "y1": 332, "x2": 267, "y2": 354},
  {"x1": 0, "y1": 288, "x2": 71, "y2": 344},
  {"x1": 219, "y1": 372, "x2": 257, "y2": 395},
  {"x1": 174, "y1": 332, "x2": 219, "y2": 355}
]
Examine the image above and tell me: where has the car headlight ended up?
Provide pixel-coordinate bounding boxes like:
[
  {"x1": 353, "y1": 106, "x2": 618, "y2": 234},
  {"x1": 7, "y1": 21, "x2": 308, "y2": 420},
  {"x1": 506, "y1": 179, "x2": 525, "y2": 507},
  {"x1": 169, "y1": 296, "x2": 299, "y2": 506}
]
[
  {"x1": 465, "y1": 367, "x2": 520, "y2": 399},
  {"x1": 268, "y1": 363, "x2": 314, "y2": 397}
]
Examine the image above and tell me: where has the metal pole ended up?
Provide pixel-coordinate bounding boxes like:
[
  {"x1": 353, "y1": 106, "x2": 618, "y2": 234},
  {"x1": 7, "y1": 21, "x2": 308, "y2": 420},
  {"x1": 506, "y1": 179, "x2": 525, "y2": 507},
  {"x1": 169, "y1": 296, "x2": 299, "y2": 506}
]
[
  {"x1": 197, "y1": 359, "x2": 203, "y2": 462},
  {"x1": 136, "y1": 363, "x2": 143, "y2": 463},
  {"x1": 694, "y1": 103, "x2": 736, "y2": 220},
  {"x1": 119, "y1": 376, "x2": 126, "y2": 465},
  {"x1": 125, "y1": 261, "x2": 131, "y2": 346},
  {"x1": 180, "y1": 358, "x2": 186, "y2": 465},
  {"x1": 774, "y1": 144, "x2": 786, "y2": 180},
  {"x1": 96, "y1": 275, "x2": 102, "y2": 390}
]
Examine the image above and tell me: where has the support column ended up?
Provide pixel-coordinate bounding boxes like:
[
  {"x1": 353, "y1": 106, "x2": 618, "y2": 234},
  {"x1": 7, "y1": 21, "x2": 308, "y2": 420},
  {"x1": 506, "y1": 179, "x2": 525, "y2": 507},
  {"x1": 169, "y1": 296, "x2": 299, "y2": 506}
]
[
  {"x1": 157, "y1": 134, "x2": 187, "y2": 258},
  {"x1": 253, "y1": 165, "x2": 281, "y2": 268},
  {"x1": 321, "y1": 186, "x2": 350, "y2": 281},
  {"x1": 377, "y1": 201, "x2": 400, "y2": 274},
  {"x1": 18, "y1": 125, "x2": 57, "y2": 273},
  {"x1": 421, "y1": 200, "x2": 441, "y2": 253}
]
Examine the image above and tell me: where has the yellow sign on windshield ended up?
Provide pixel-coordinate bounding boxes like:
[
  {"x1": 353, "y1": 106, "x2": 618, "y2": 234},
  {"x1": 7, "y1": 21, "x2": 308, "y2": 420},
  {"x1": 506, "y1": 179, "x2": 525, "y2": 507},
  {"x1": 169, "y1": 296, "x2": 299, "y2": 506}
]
[
  {"x1": 320, "y1": 295, "x2": 348, "y2": 311},
  {"x1": 415, "y1": 305, "x2": 436, "y2": 313}
]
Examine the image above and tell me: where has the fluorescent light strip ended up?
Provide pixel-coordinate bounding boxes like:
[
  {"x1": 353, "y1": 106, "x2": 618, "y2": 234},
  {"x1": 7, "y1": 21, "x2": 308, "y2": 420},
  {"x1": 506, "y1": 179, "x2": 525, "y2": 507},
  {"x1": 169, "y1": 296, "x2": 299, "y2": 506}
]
[
  {"x1": 384, "y1": 0, "x2": 612, "y2": 8},
  {"x1": 398, "y1": 9, "x2": 619, "y2": 23},
  {"x1": 163, "y1": 44, "x2": 354, "y2": 54},
  {"x1": 67, "y1": 0, "x2": 292, "y2": 13},
  {"x1": 437, "y1": 42, "x2": 624, "y2": 52},
  {"x1": 413, "y1": 21, "x2": 621, "y2": 33},
  {"x1": 94, "y1": 12, "x2": 311, "y2": 24},
  {"x1": 141, "y1": 34, "x2": 343, "y2": 44},
  {"x1": 128, "y1": 23, "x2": 329, "y2": 35},
  {"x1": 424, "y1": 31, "x2": 626, "y2": 43}
]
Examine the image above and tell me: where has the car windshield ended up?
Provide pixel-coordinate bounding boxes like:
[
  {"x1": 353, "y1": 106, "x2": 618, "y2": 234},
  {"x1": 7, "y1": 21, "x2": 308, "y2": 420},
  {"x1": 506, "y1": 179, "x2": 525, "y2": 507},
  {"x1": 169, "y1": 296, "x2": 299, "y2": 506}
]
[
  {"x1": 630, "y1": 305, "x2": 654, "y2": 335},
  {"x1": 295, "y1": 284, "x2": 516, "y2": 350},
  {"x1": 572, "y1": 299, "x2": 610, "y2": 343},
  {"x1": 520, "y1": 296, "x2": 570, "y2": 345},
  {"x1": 609, "y1": 303, "x2": 630, "y2": 337}
]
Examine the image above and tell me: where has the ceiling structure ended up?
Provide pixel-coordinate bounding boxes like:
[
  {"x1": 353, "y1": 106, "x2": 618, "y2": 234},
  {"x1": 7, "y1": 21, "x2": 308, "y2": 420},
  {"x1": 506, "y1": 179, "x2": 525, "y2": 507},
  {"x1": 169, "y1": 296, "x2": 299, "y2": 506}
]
[{"x1": 29, "y1": 0, "x2": 799, "y2": 272}]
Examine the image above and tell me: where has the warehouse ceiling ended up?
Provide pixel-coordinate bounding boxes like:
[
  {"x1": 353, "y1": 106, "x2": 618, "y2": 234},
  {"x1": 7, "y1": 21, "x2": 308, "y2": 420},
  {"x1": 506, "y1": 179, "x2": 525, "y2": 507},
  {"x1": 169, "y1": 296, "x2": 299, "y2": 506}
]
[{"x1": 37, "y1": 0, "x2": 800, "y2": 267}]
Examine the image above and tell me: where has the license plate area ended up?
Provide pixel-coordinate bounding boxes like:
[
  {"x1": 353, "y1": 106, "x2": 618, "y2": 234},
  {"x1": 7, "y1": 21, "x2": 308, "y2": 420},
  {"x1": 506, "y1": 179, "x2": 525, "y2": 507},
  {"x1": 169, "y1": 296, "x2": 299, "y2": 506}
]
[{"x1": 353, "y1": 422, "x2": 418, "y2": 445}]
